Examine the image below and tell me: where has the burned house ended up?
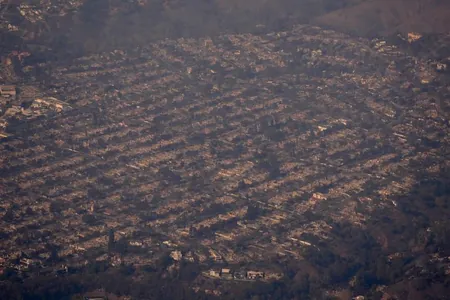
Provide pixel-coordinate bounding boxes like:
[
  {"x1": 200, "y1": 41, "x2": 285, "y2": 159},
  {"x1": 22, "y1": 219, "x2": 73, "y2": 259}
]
[
  {"x1": 221, "y1": 268, "x2": 233, "y2": 279},
  {"x1": 0, "y1": 85, "x2": 16, "y2": 99},
  {"x1": 209, "y1": 269, "x2": 221, "y2": 278},
  {"x1": 31, "y1": 97, "x2": 68, "y2": 112},
  {"x1": 247, "y1": 271, "x2": 265, "y2": 280},
  {"x1": 233, "y1": 270, "x2": 246, "y2": 280}
]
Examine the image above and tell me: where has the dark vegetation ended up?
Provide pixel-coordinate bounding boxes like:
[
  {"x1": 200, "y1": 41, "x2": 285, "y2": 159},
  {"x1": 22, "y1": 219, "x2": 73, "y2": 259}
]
[
  {"x1": 53, "y1": 0, "x2": 347, "y2": 55},
  {"x1": 2, "y1": 0, "x2": 373, "y2": 63}
]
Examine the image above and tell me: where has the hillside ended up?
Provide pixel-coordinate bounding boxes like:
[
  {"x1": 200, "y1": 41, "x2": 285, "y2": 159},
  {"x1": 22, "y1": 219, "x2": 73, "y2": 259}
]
[{"x1": 313, "y1": 0, "x2": 450, "y2": 36}]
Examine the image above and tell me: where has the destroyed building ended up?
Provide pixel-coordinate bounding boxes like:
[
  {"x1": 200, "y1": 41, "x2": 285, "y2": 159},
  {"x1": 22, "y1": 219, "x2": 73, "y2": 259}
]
[
  {"x1": 0, "y1": 85, "x2": 16, "y2": 99},
  {"x1": 0, "y1": 22, "x2": 449, "y2": 299}
]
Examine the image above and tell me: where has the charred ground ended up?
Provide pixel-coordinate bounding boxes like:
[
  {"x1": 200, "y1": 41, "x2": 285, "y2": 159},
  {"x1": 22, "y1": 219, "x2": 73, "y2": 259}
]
[{"x1": 0, "y1": 1, "x2": 450, "y2": 300}]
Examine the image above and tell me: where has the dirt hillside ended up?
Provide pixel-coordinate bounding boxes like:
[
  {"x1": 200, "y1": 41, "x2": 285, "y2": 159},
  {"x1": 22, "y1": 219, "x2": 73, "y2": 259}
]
[{"x1": 312, "y1": 0, "x2": 450, "y2": 36}]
